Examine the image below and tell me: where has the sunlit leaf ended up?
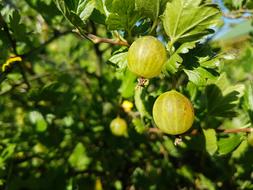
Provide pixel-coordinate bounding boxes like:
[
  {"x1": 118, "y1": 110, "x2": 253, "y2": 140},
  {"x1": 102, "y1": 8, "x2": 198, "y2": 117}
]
[
  {"x1": 135, "y1": 0, "x2": 159, "y2": 20},
  {"x1": 165, "y1": 41, "x2": 196, "y2": 74},
  {"x1": 162, "y1": 0, "x2": 221, "y2": 44},
  {"x1": 203, "y1": 129, "x2": 217, "y2": 155},
  {"x1": 54, "y1": 0, "x2": 95, "y2": 29},
  {"x1": 184, "y1": 67, "x2": 216, "y2": 86},
  {"x1": 105, "y1": 0, "x2": 140, "y2": 30},
  {"x1": 218, "y1": 134, "x2": 243, "y2": 156},
  {"x1": 68, "y1": 143, "x2": 91, "y2": 171}
]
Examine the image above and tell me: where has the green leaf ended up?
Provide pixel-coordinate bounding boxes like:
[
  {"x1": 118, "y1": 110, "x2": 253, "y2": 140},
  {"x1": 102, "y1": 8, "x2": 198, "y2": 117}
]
[
  {"x1": 105, "y1": 0, "x2": 113, "y2": 11},
  {"x1": 54, "y1": 0, "x2": 95, "y2": 29},
  {"x1": 199, "y1": 56, "x2": 222, "y2": 69},
  {"x1": 177, "y1": 166, "x2": 194, "y2": 183},
  {"x1": 36, "y1": 118, "x2": 48, "y2": 132},
  {"x1": 218, "y1": 134, "x2": 243, "y2": 156},
  {"x1": 205, "y1": 85, "x2": 241, "y2": 117},
  {"x1": 29, "y1": 111, "x2": 48, "y2": 132},
  {"x1": 160, "y1": 0, "x2": 170, "y2": 12},
  {"x1": 1, "y1": 144, "x2": 16, "y2": 160},
  {"x1": 25, "y1": 0, "x2": 61, "y2": 24},
  {"x1": 163, "y1": 136, "x2": 180, "y2": 157},
  {"x1": 224, "y1": 0, "x2": 244, "y2": 9},
  {"x1": 232, "y1": 140, "x2": 248, "y2": 159},
  {"x1": 119, "y1": 70, "x2": 136, "y2": 98},
  {"x1": 196, "y1": 174, "x2": 215, "y2": 190},
  {"x1": 93, "y1": 0, "x2": 106, "y2": 15},
  {"x1": 184, "y1": 67, "x2": 216, "y2": 86},
  {"x1": 233, "y1": 0, "x2": 244, "y2": 9},
  {"x1": 0, "y1": 144, "x2": 16, "y2": 169},
  {"x1": 203, "y1": 129, "x2": 217, "y2": 155},
  {"x1": 134, "y1": 87, "x2": 152, "y2": 119},
  {"x1": 105, "y1": 0, "x2": 140, "y2": 30},
  {"x1": 132, "y1": 118, "x2": 147, "y2": 134},
  {"x1": 243, "y1": 83, "x2": 253, "y2": 123},
  {"x1": 186, "y1": 82, "x2": 198, "y2": 101},
  {"x1": 9, "y1": 10, "x2": 29, "y2": 43},
  {"x1": 162, "y1": 0, "x2": 221, "y2": 44},
  {"x1": 108, "y1": 52, "x2": 128, "y2": 70},
  {"x1": 205, "y1": 74, "x2": 245, "y2": 117},
  {"x1": 68, "y1": 143, "x2": 91, "y2": 171},
  {"x1": 164, "y1": 42, "x2": 196, "y2": 74},
  {"x1": 135, "y1": 0, "x2": 160, "y2": 20},
  {"x1": 183, "y1": 0, "x2": 202, "y2": 7}
]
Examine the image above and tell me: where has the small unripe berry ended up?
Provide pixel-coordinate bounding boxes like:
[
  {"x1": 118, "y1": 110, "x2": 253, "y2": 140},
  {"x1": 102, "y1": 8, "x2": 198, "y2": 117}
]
[{"x1": 110, "y1": 117, "x2": 128, "y2": 137}]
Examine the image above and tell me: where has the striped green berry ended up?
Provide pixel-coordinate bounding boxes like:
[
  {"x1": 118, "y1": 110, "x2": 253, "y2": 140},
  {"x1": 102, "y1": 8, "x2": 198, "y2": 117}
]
[
  {"x1": 152, "y1": 90, "x2": 195, "y2": 135},
  {"x1": 127, "y1": 36, "x2": 167, "y2": 78}
]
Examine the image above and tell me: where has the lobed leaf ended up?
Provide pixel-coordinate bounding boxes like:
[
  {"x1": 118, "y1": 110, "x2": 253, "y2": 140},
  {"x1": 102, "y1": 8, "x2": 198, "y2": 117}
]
[
  {"x1": 164, "y1": 42, "x2": 196, "y2": 74},
  {"x1": 162, "y1": 0, "x2": 221, "y2": 44},
  {"x1": 184, "y1": 67, "x2": 216, "y2": 86},
  {"x1": 105, "y1": 0, "x2": 140, "y2": 31}
]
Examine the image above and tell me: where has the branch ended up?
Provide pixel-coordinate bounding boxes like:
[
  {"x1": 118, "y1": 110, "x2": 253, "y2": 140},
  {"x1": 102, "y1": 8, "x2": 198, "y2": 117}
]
[
  {"x1": 148, "y1": 127, "x2": 253, "y2": 135},
  {"x1": 223, "y1": 9, "x2": 253, "y2": 19},
  {"x1": 87, "y1": 33, "x2": 129, "y2": 46},
  {"x1": 217, "y1": 127, "x2": 253, "y2": 133},
  {"x1": 18, "y1": 63, "x2": 31, "y2": 90},
  {"x1": 73, "y1": 29, "x2": 129, "y2": 47}
]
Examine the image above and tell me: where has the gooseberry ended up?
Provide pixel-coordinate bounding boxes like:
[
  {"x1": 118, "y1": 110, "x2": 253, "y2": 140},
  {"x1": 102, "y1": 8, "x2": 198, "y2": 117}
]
[
  {"x1": 127, "y1": 36, "x2": 167, "y2": 78},
  {"x1": 152, "y1": 90, "x2": 195, "y2": 135},
  {"x1": 110, "y1": 117, "x2": 128, "y2": 137}
]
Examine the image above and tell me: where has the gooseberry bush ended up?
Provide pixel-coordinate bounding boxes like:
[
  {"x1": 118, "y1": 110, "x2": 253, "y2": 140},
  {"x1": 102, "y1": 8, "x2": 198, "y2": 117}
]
[{"x1": 0, "y1": 0, "x2": 253, "y2": 189}]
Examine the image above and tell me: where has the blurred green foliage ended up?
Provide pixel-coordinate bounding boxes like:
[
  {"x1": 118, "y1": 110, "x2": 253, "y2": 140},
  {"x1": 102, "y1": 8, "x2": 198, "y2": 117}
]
[{"x1": 0, "y1": 0, "x2": 253, "y2": 189}]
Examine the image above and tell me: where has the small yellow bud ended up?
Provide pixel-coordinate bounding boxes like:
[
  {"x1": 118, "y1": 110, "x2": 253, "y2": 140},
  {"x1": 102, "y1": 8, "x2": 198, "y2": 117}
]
[
  {"x1": 121, "y1": 100, "x2": 133, "y2": 113},
  {"x1": 95, "y1": 178, "x2": 103, "y2": 190}
]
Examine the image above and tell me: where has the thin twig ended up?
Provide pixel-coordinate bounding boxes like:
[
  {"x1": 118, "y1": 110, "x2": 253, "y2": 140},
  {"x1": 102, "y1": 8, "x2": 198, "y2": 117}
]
[
  {"x1": 217, "y1": 127, "x2": 253, "y2": 133},
  {"x1": 73, "y1": 29, "x2": 129, "y2": 47},
  {"x1": 223, "y1": 9, "x2": 253, "y2": 19},
  {"x1": 17, "y1": 63, "x2": 30, "y2": 90},
  {"x1": 87, "y1": 33, "x2": 130, "y2": 46},
  {"x1": 223, "y1": 13, "x2": 253, "y2": 19},
  {"x1": 4, "y1": 159, "x2": 14, "y2": 190},
  {"x1": 148, "y1": 127, "x2": 253, "y2": 135}
]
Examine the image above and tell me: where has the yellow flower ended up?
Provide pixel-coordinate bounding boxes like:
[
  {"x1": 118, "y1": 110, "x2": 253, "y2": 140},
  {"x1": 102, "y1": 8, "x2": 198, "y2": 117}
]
[{"x1": 121, "y1": 100, "x2": 133, "y2": 113}]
